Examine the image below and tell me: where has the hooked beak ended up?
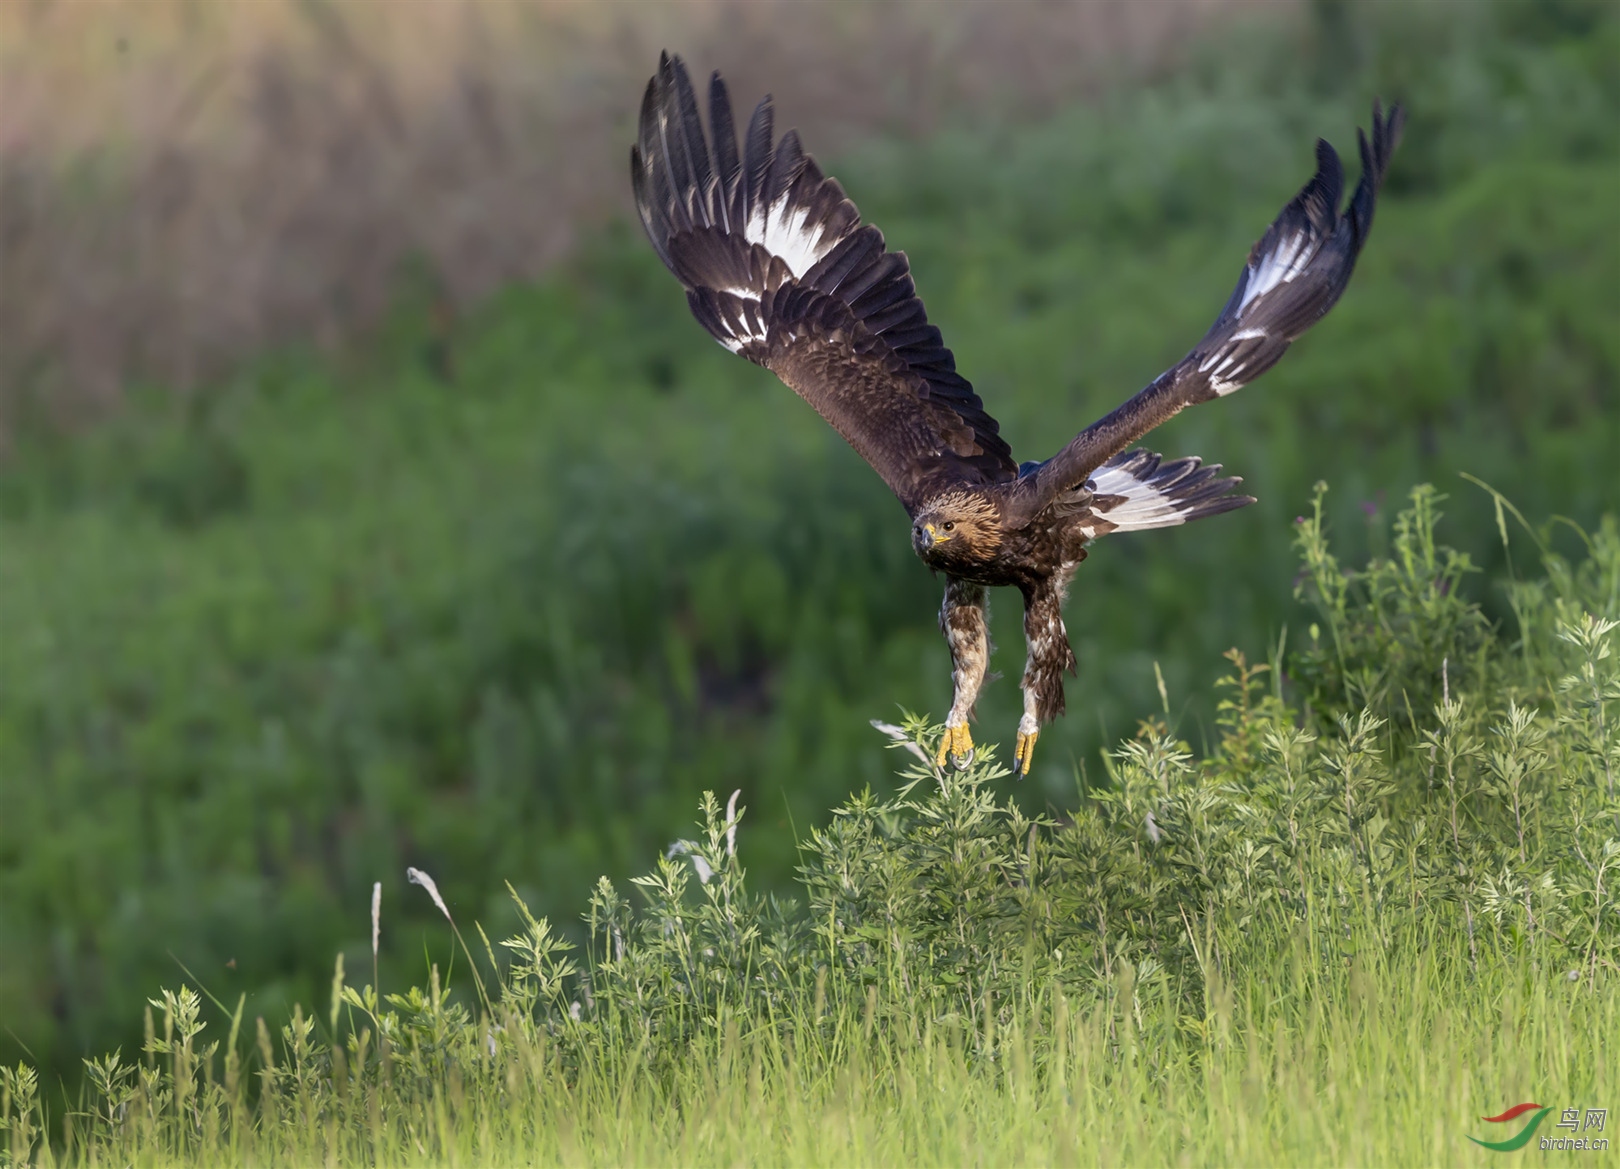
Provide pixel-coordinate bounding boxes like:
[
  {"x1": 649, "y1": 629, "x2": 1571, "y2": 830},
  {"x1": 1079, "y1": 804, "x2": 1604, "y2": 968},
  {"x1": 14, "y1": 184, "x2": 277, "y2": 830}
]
[{"x1": 921, "y1": 522, "x2": 950, "y2": 548}]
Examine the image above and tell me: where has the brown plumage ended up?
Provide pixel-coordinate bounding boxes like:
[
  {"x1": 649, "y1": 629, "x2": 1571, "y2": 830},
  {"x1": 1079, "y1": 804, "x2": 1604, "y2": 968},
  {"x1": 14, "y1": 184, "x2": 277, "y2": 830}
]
[{"x1": 632, "y1": 53, "x2": 1404, "y2": 774}]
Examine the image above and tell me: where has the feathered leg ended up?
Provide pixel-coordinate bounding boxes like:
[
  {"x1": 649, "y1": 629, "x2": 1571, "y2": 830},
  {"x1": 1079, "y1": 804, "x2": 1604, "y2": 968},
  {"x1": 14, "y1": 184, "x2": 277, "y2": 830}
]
[
  {"x1": 936, "y1": 578, "x2": 990, "y2": 768},
  {"x1": 1016, "y1": 577, "x2": 1076, "y2": 775}
]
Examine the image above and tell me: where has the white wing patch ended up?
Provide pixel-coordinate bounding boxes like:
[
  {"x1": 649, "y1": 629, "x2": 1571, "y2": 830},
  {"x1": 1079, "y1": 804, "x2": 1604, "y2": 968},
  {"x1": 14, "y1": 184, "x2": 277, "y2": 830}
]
[
  {"x1": 1196, "y1": 349, "x2": 1248, "y2": 395},
  {"x1": 1086, "y1": 463, "x2": 1191, "y2": 531},
  {"x1": 1237, "y1": 230, "x2": 1313, "y2": 315},
  {"x1": 710, "y1": 292, "x2": 771, "y2": 354},
  {"x1": 747, "y1": 192, "x2": 840, "y2": 278}
]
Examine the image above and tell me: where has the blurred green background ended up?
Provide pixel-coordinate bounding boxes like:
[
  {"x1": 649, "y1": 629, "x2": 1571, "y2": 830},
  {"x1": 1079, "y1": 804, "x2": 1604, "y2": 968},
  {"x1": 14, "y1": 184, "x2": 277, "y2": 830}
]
[{"x1": 1, "y1": 0, "x2": 1616, "y2": 1086}]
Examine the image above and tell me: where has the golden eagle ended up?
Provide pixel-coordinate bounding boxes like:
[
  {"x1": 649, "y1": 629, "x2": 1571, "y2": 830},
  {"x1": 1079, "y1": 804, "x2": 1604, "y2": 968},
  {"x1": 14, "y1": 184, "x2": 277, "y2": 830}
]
[{"x1": 632, "y1": 54, "x2": 1403, "y2": 774}]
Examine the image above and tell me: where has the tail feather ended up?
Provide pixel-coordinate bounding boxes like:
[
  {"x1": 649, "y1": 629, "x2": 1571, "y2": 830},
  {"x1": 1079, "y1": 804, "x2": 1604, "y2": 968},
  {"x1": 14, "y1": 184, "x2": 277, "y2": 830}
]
[{"x1": 1084, "y1": 449, "x2": 1253, "y2": 534}]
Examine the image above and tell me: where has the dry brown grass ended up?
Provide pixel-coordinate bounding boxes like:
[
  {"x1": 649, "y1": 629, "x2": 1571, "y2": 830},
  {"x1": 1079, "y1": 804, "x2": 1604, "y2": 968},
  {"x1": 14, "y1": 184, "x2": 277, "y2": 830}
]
[{"x1": 0, "y1": 0, "x2": 1290, "y2": 427}]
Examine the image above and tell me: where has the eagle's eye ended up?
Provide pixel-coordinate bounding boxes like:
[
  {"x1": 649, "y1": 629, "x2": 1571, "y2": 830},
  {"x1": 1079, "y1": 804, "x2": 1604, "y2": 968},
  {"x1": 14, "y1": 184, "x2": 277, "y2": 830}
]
[{"x1": 943, "y1": 521, "x2": 956, "y2": 532}]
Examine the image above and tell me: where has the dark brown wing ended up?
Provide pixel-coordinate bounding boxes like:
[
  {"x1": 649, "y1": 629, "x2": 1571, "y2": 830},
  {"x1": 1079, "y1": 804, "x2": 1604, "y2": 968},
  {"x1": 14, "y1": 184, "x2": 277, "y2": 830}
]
[
  {"x1": 1001, "y1": 102, "x2": 1405, "y2": 529},
  {"x1": 631, "y1": 53, "x2": 1017, "y2": 514}
]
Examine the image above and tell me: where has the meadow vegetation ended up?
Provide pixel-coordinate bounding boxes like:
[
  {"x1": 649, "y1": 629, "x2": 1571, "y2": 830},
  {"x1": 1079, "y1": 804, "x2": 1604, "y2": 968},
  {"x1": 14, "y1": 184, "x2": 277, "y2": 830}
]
[
  {"x1": 0, "y1": 0, "x2": 1616, "y2": 1122},
  {"x1": 2, "y1": 488, "x2": 1616, "y2": 1164},
  {"x1": 2, "y1": 0, "x2": 1267, "y2": 419}
]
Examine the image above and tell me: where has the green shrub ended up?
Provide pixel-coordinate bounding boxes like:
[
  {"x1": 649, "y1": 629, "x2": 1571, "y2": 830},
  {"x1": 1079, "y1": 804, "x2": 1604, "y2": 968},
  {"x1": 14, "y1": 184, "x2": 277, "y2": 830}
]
[{"x1": 2, "y1": 486, "x2": 1614, "y2": 1166}]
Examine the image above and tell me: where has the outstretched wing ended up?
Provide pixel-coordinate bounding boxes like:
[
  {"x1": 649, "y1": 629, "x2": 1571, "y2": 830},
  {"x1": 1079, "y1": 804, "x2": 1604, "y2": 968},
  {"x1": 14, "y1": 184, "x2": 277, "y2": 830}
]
[
  {"x1": 1002, "y1": 102, "x2": 1405, "y2": 529},
  {"x1": 631, "y1": 53, "x2": 1017, "y2": 515}
]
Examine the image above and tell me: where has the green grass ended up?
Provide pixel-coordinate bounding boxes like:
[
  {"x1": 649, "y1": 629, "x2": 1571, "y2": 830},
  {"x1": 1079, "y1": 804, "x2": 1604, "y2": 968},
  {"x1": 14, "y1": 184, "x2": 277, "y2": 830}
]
[
  {"x1": 4, "y1": 487, "x2": 1617, "y2": 1166},
  {"x1": 1, "y1": 0, "x2": 1618, "y2": 1097},
  {"x1": 9, "y1": 935, "x2": 1614, "y2": 1166}
]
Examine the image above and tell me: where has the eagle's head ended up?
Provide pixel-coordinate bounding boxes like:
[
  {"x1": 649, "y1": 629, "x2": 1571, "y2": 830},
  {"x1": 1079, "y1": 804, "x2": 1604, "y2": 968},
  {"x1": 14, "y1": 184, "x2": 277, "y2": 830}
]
[{"x1": 911, "y1": 491, "x2": 1003, "y2": 571}]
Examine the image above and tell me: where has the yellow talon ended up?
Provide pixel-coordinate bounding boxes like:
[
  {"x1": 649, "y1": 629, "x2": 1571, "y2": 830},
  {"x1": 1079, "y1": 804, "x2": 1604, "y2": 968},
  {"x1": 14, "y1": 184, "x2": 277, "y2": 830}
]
[
  {"x1": 935, "y1": 722, "x2": 975, "y2": 768},
  {"x1": 1014, "y1": 728, "x2": 1039, "y2": 776}
]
